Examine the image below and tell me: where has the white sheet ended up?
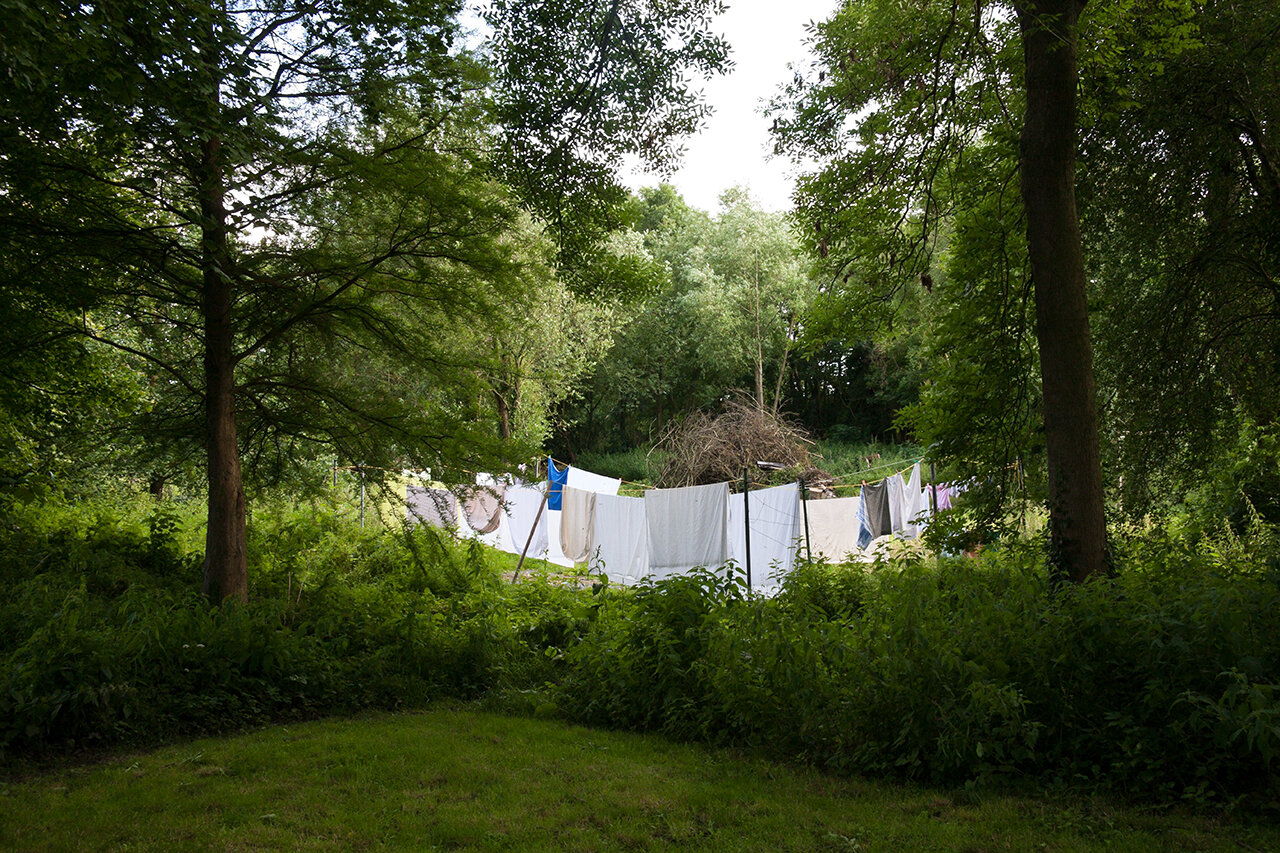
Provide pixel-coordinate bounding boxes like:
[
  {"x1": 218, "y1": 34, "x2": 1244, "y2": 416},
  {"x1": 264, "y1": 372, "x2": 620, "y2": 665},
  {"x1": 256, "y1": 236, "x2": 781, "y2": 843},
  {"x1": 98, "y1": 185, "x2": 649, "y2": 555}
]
[
  {"x1": 803, "y1": 496, "x2": 864, "y2": 563},
  {"x1": 903, "y1": 462, "x2": 927, "y2": 538},
  {"x1": 566, "y1": 466, "x2": 622, "y2": 496},
  {"x1": 727, "y1": 483, "x2": 801, "y2": 591},
  {"x1": 589, "y1": 493, "x2": 649, "y2": 585},
  {"x1": 506, "y1": 483, "x2": 549, "y2": 562},
  {"x1": 644, "y1": 482, "x2": 729, "y2": 579}
]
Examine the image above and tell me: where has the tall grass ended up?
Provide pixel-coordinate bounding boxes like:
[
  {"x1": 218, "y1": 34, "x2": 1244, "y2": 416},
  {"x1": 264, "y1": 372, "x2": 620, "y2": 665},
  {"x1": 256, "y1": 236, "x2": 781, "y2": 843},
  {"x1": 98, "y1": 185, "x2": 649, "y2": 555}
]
[{"x1": 810, "y1": 439, "x2": 924, "y2": 480}]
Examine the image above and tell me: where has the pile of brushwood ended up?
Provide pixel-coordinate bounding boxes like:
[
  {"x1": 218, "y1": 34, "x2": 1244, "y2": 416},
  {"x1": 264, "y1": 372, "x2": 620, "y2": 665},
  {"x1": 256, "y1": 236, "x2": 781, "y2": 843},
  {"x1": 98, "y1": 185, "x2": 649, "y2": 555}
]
[{"x1": 657, "y1": 398, "x2": 816, "y2": 487}]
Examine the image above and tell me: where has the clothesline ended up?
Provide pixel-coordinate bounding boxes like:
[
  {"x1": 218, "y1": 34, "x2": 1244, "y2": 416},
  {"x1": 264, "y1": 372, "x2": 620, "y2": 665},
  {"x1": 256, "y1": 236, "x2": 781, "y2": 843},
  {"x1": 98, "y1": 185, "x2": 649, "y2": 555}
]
[
  {"x1": 827, "y1": 457, "x2": 923, "y2": 484},
  {"x1": 341, "y1": 454, "x2": 960, "y2": 503}
]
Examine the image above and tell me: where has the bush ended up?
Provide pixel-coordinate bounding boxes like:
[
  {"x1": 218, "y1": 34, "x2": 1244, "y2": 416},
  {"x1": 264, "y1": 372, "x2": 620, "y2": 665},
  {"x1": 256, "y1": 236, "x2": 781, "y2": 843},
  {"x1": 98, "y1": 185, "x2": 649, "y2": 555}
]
[
  {"x1": 6, "y1": 489, "x2": 1280, "y2": 804},
  {"x1": 555, "y1": 535, "x2": 1280, "y2": 801},
  {"x1": 0, "y1": 492, "x2": 594, "y2": 759}
]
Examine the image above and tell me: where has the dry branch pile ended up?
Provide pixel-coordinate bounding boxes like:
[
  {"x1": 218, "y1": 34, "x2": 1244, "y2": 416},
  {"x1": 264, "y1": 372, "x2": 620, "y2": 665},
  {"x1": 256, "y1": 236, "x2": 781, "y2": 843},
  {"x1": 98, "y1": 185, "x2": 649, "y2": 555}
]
[{"x1": 656, "y1": 399, "x2": 815, "y2": 487}]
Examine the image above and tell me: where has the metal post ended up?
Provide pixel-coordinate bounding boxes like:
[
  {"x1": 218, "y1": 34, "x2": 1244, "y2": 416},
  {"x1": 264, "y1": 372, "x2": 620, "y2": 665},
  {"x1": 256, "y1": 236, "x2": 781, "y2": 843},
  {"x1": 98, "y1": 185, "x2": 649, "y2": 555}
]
[
  {"x1": 742, "y1": 466, "x2": 752, "y2": 591},
  {"x1": 929, "y1": 461, "x2": 938, "y2": 515},
  {"x1": 799, "y1": 476, "x2": 812, "y2": 562},
  {"x1": 359, "y1": 467, "x2": 366, "y2": 529},
  {"x1": 332, "y1": 457, "x2": 338, "y2": 488}
]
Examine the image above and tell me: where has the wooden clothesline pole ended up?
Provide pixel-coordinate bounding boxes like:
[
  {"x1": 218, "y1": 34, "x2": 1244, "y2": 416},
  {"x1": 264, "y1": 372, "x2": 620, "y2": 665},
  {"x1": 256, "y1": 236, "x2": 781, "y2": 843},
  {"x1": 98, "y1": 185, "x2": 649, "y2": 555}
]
[{"x1": 511, "y1": 488, "x2": 549, "y2": 584}]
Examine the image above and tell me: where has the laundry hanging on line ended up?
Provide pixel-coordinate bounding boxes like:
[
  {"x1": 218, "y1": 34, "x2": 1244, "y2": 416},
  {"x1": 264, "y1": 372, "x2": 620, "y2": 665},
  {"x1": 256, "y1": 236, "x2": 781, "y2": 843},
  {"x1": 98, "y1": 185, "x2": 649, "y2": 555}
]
[
  {"x1": 398, "y1": 454, "x2": 962, "y2": 584},
  {"x1": 727, "y1": 482, "x2": 801, "y2": 590},
  {"x1": 589, "y1": 492, "x2": 649, "y2": 585},
  {"x1": 645, "y1": 481, "x2": 730, "y2": 579},
  {"x1": 406, "y1": 486, "x2": 457, "y2": 529},
  {"x1": 559, "y1": 485, "x2": 597, "y2": 564},
  {"x1": 804, "y1": 495, "x2": 864, "y2": 564}
]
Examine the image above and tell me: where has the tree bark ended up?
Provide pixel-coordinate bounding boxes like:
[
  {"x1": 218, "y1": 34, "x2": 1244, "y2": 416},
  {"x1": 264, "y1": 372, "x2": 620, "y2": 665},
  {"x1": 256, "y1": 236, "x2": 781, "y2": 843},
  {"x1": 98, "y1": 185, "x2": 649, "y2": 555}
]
[
  {"x1": 495, "y1": 388, "x2": 512, "y2": 440},
  {"x1": 753, "y1": 259, "x2": 765, "y2": 412},
  {"x1": 199, "y1": 130, "x2": 248, "y2": 604},
  {"x1": 1017, "y1": 0, "x2": 1108, "y2": 582}
]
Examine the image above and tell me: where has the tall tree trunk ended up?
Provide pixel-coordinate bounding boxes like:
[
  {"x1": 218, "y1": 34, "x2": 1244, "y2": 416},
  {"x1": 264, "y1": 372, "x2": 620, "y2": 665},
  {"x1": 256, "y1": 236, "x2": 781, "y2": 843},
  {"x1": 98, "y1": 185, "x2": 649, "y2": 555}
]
[
  {"x1": 1017, "y1": 0, "x2": 1108, "y2": 582},
  {"x1": 495, "y1": 388, "x2": 512, "y2": 440},
  {"x1": 753, "y1": 259, "x2": 765, "y2": 411},
  {"x1": 200, "y1": 130, "x2": 248, "y2": 604},
  {"x1": 494, "y1": 354, "x2": 516, "y2": 440},
  {"x1": 771, "y1": 317, "x2": 797, "y2": 417}
]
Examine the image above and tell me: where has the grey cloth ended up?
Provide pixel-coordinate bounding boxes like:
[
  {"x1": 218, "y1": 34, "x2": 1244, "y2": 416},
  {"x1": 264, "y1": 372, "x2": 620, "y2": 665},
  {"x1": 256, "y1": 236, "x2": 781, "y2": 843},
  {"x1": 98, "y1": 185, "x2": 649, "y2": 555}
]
[
  {"x1": 860, "y1": 481, "x2": 892, "y2": 538},
  {"x1": 644, "y1": 482, "x2": 729, "y2": 578},
  {"x1": 407, "y1": 486, "x2": 457, "y2": 528}
]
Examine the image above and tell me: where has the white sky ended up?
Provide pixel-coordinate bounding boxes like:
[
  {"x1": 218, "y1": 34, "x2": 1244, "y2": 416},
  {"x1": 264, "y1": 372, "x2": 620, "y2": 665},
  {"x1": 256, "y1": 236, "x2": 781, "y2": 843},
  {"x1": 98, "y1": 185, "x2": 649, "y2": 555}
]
[{"x1": 622, "y1": 0, "x2": 838, "y2": 214}]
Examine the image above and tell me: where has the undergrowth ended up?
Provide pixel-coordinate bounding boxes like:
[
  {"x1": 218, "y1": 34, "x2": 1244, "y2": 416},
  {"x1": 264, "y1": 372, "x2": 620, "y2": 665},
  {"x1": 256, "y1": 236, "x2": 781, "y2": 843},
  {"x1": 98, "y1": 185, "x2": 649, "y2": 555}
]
[
  {"x1": 3, "y1": 490, "x2": 1279, "y2": 808},
  {"x1": 0, "y1": 492, "x2": 590, "y2": 759}
]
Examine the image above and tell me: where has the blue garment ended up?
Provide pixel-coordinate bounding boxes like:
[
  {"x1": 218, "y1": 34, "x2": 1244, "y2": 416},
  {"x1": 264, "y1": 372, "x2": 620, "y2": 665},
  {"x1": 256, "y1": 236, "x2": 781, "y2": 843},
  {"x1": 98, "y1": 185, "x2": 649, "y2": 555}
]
[
  {"x1": 547, "y1": 458, "x2": 569, "y2": 512},
  {"x1": 855, "y1": 488, "x2": 873, "y2": 550}
]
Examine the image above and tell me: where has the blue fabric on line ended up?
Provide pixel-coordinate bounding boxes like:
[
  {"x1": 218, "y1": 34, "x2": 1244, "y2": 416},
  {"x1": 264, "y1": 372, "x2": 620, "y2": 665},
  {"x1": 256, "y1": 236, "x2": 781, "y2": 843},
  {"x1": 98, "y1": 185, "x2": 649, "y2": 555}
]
[
  {"x1": 855, "y1": 488, "x2": 873, "y2": 550},
  {"x1": 547, "y1": 458, "x2": 569, "y2": 511}
]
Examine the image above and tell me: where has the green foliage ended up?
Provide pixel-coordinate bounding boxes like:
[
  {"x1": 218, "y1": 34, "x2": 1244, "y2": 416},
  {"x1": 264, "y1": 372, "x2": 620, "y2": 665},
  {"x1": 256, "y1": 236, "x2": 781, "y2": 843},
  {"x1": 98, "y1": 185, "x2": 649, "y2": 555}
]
[
  {"x1": 556, "y1": 537, "x2": 1280, "y2": 801},
  {"x1": 484, "y1": 1, "x2": 731, "y2": 264},
  {"x1": 573, "y1": 446, "x2": 664, "y2": 484},
  {"x1": 557, "y1": 186, "x2": 821, "y2": 454},
  {"x1": 0, "y1": 492, "x2": 589, "y2": 758},
  {"x1": 7, "y1": 491, "x2": 1280, "y2": 803},
  {"x1": 1081, "y1": 0, "x2": 1280, "y2": 513}
]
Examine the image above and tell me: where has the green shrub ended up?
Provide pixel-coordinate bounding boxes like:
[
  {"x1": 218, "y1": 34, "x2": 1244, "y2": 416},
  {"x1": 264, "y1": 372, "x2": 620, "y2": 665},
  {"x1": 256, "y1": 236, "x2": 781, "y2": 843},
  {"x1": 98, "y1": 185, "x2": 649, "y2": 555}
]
[
  {"x1": 555, "y1": 535, "x2": 1280, "y2": 801},
  {"x1": 0, "y1": 492, "x2": 593, "y2": 759},
  {"x1": 6, "y1": 489, "x2": 1280, "y2": 804}
]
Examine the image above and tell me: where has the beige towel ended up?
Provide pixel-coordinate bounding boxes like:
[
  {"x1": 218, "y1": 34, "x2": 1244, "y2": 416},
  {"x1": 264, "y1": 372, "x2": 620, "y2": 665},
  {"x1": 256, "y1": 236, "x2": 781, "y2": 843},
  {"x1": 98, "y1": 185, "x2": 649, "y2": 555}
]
[
  {"x1": 559, "y1": 485, "x2": 597, "y2": 563},
  {"x1": 804, "y1": 496, "x2": 863, "y2": 563}
]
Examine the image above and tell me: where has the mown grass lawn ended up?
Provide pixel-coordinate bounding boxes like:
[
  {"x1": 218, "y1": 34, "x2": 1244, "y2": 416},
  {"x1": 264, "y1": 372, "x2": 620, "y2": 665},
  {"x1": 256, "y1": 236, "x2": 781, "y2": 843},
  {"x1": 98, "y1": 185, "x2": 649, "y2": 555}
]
[{"x1": 2, "y1": 706, "x2": 1275, "y2": 851}]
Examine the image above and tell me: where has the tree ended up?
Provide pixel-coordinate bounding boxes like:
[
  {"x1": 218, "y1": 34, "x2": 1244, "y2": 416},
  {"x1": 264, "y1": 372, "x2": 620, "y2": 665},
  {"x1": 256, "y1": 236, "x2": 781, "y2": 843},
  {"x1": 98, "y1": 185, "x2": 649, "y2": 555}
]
[
  {"x1": 1015, "y1": 0, "x2": 1107, "y2": 581},
  {"x1": 2, "y1": 0, "x2": 731, "y2": 601},
  {"x1": 1078, "y1": 0, "x2": 1280, "y2": 513},
  {"x1": 553, "y1": 187, "x2": 817, "y2": 454},
  {"x1": 706, "y1": 188, "x2": 814, "y2": 415},
  {"x1": 772, "y1": 0, "x2": 1109, "y2": 579},
  {"x1": 484, "y1": 0, "x2": 731, "y2": 265}
]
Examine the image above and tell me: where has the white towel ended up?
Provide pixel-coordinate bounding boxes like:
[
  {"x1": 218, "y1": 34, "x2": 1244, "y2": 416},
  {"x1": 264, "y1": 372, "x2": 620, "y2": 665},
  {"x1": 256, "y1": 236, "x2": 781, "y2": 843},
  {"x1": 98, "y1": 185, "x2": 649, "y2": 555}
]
[
  {"x1": 590, "y1": 493, "x2": 649, "y2": 585},
  {"x1": 506, "y1": 483, "x2": 549, "y2": 562},
  {"x1": 566, "y1": 466, "x2": 622, "y2": 496},
  {"x1": 886, "y1": 473, "x2": 906, "y2": 534},
  {"x1": 727, "y1": 483, "x2": 801, "y2": 590},
  {"x1": 903, "y1": 463, "x2": 927, "y2": 538},
  {"x1": 804, "y1": 496, "x2": 864, "y2": 563},
  {"x1": 644, "y1": 482, "x2": 729, "y2": 579}
]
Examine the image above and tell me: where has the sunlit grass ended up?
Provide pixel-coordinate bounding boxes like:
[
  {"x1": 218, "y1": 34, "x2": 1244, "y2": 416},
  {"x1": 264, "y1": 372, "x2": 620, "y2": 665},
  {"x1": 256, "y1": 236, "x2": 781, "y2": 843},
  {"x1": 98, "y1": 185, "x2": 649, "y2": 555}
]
[{"x1": 3, "y1": 706, "x2": 1275, "y2": 851}]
